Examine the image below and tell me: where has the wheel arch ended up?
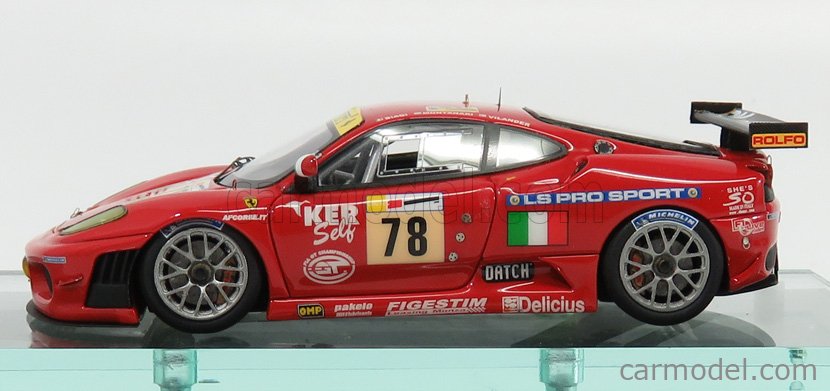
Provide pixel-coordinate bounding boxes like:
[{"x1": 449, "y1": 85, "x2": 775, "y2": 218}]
[
  {"x1": 135, "y1": 218, "x2": 270, "y2": 312},
  {"x1": 596, "y1": 205, "x2": 729, "y2": 302}
]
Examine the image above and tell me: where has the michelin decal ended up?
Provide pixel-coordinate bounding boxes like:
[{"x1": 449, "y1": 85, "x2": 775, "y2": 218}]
[{"x1": 630, "y1": 209, "x2": 699, "y2": 230}]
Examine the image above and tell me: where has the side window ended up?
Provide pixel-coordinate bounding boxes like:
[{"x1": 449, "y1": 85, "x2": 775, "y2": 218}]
[
  {"x1": 378, "y1": 123, "x2": 485, "y2": 178},
  {"x1": 318, "y1": 138, "x2": 380, "y2": 187},
  {"x1": 318, "y1": 122, "x2": 485, "y2": 188},
  {"x1": 494, "y1": 127, "x2": 563, "y2": 168}
]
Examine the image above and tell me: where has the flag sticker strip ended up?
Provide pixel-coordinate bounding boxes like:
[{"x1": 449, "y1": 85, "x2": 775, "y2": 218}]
[
  {"x1": 507, "y1": 211, "x2": 568, "y2": 246},
  {"x1": 366, "y1": 193, "x2": 443, "y2": 213}
]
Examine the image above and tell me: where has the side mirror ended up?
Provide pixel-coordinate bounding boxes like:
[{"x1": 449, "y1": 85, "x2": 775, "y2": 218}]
[
  {"x1": 295, "y1": 154, "x2": 318, "y2": 178},
  {"x1": 293, "y1": 154, "x2": 318, "y2": 193}
]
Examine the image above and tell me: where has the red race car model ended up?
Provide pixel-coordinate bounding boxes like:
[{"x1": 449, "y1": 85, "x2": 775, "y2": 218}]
[{"x1": 23, "y1": 101, "x2": 807, "y2": 333}]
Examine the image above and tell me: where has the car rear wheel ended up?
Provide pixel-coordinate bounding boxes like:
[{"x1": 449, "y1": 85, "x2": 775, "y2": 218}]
[
  {"x1": 601, "y1": 210, "x2": 723, "y2": 325},
  {"x1": 140, "y1": 226, "x2": 262, "y2": 333}
]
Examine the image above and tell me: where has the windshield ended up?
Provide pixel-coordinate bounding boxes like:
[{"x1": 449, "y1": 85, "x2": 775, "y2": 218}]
[{"x1": 216, "y1": 123, "x2": 339, "y2": 188}]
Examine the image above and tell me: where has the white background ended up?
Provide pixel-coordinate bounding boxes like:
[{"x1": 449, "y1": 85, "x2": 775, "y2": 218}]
[{"x1": 1, "y1": 1, "x2": 827, "y2": 278}]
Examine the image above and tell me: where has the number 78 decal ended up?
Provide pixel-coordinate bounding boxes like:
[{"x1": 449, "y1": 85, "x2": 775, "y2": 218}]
[{"x1": 366, "y1": 193, "x2": 445, "y2": 265}]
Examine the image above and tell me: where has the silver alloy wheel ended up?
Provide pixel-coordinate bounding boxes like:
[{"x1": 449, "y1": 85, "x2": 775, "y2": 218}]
[
  {"x1": 154, "y1": 228, "x2": 249, "y2": 321},
  {"x1": 619, "y1": 221, "x2": 710, "y2": 312}
]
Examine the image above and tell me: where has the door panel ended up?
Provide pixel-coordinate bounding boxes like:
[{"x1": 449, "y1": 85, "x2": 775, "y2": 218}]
[{"x1": 271, "y1": 177, "x2": 495, "y2": 298}]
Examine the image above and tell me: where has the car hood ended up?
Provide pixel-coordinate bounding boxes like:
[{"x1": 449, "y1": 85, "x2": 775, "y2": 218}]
[
  {"x1": 58, "y1": 166, "x2": 225, "y2": 230},
  {"x1": 120, "y1": 174, "x2": 215, "y2": 203}
]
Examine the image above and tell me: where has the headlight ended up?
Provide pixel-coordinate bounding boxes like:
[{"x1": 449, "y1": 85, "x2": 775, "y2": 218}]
[{"x1": 59, "y1": 206, "x2": 128, "y2": 235}]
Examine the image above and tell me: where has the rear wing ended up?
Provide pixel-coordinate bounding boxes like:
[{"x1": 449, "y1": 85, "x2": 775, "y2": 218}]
[{"x1": 690, "y1": 102, "x2": 808, "y2": 150}]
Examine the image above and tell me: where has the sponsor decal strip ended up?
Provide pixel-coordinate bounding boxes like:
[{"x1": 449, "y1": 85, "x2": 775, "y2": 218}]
[
  {"x1": 223, "y1": 214, "x2": 267, "y2": 221},
  {"x1": 276, "y1": 293, "x2": 594, "y2": 320},
  {"x1": 507, "y1": 212, "x2": 567, "y2": 246},
  {"x1": 502, "y1": 296, "x2": 586, "y2": 313},
  {"x1": 386, "y1": 298, "x2": 487, "y2": 316},
  {"x1": 297, "y1": 304, "x2": 324, "y2": 318},
  {"x1": 732, "y1": 217, "x2": 765, "y2": 236},
  {"x1": 724, "y1": 185, "x2": 756, "y2": 216},
  {"x1": 508, "y1": 187, "x2": 700, "y2": 206},
  {"x1": 289, "y1": 201, "x2": 360, "y2": 245},
  {"x1": 482, "y1": 262, "x2": 535, "y2": 283},
  {"x1": 751, "y1": 133, "x2": 807, "y2": 148},
  {"x1": 333, "y1": 303, "x2": 374, "y2": 318}
]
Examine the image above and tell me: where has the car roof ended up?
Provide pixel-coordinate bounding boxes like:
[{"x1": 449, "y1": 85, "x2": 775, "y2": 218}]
[
  {"x1": 350, "y1": 101, "x2": 718, "y2": 157},
  {"x1": 357, "y1": 101, "x2": 537, "y2": 130}
]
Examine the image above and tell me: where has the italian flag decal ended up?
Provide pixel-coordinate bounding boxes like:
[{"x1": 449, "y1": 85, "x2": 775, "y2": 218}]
[{"x1": 507, "y1": 211, "x2": 568, "y2": 246}]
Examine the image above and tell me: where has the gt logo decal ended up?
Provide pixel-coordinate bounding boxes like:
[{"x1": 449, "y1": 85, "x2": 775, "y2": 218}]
[
  {"x1": 366, "y1": 193, "x2": 445, "y2": 265},
  {"x1": 303, "y1": 250, "x2": 355, "y2": 285},
  {"x1": 244, "y1": 197, "x2": 258, "y2": 208}
]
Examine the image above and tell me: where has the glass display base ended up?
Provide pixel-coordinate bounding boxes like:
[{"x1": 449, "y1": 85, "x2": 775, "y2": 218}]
[
  {"x1": 1, "y1": 270, "x2": 828, "y2": 390},
  {"x1": 0, "y1": 269, "x2": 826, "y2": 348}
]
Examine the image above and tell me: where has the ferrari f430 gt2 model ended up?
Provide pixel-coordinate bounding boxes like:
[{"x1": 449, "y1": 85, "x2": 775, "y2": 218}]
[{"x1": 23, "y1": 101, "x2": 807, "y2": 332}]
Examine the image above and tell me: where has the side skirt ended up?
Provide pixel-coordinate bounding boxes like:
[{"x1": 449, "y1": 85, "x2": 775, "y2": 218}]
[{"x1": 267, "y1": 254, "x2": 599, "y2": 321}]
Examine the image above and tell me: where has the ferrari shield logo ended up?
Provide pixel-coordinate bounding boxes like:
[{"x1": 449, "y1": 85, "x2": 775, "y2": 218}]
[{"x1": 244, "y1": 197, "x2": 258, "y2": 208}]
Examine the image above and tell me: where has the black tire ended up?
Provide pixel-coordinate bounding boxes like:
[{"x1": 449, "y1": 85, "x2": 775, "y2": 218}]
[
  {"x1": 139, "y1": 224, "x2": 263, "y2": 333},
  {"x1": 601, "y1": 209, "x2": 724, "y2": 325}
]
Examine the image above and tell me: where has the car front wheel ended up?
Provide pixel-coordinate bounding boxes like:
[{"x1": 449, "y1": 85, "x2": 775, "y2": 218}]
[{"x1": 140, "y1": 226, "x2": 262, "y2": 333}]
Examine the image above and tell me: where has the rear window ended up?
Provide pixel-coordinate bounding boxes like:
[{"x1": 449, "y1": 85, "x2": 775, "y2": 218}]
[
  {"x1": 524, "y1": 108, "x2": 719, "y2": 156},
  {"x1": 495, "y1": 127, "x2": 562, "y2": 168}
]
